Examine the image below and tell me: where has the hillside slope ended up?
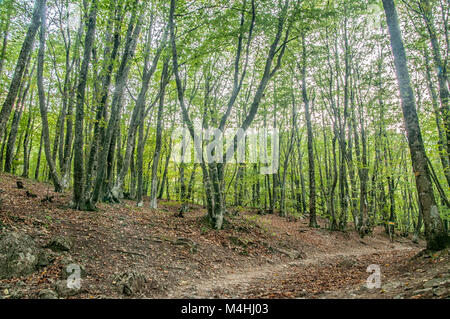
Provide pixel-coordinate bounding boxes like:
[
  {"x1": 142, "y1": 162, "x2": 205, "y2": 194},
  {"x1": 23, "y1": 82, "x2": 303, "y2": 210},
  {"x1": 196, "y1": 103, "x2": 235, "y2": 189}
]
[{"x1": 0, "y1": 172, "x2": 447, "y2": 299}]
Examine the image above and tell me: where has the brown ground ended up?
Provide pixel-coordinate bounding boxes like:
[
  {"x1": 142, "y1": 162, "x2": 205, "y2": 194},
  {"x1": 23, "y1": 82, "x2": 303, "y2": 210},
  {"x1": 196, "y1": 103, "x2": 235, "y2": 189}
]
[{"x1": 0, "y1": 172, "x2": 448, "y2": 299}]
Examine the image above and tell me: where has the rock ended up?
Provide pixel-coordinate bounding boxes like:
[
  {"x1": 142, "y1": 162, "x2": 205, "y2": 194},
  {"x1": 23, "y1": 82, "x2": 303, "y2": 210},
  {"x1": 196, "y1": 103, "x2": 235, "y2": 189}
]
[
  {"x1": 423, "y1": 276, "x2": 450, "y2": 290},
  {"x1": 45, "y1": 236, "x2": 72, "y2": 252},
  {"x1": 358, "y1": 285, "x2": 369, "y2": 292},
  {"x1": 433, "y1": 287, "x2": 449, "y2": 298},
  {"x1": 382, "y1": 281, "x2": 402, "y2": 290},
  {"x1": 55, "y1": 280, "x2": 80, "y2": 297},
  {"x1": 36, "y1": 249, "x2": 56, "y2": 269},
  {"x1": 394, "y1": 293, "x2": 405, "y2": 299},
  {"x1": 113, "y1": 271, "x2": 147, "y2": 296},
  {"x1": 39, "y1": 289, "x2": 58, "y2": 299},
  {"x1": 0, "y1": 281, "x2": 27, "y2": 299},
  {"x1": 272, "y1": 246, "x2": 305, "y2": 259},
  {"x1": 423, "y1": 278, "x2": 442, "y2": 288},
  {"x1": 4, "y1": 288, "x2": 25, "y2": 299},
  {"x1": 412, "y1": 287, "x2": 433, "y2": 298},
  {"x1": 0, "y1": 231, "x2": 39, "y2": 279}
]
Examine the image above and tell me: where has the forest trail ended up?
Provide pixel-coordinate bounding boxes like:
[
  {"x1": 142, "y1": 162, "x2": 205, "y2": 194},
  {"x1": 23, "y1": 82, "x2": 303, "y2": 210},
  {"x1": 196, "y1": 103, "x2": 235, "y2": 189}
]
[{"x1": 168, "y1": 243, "x2": 418, "y2": 298}]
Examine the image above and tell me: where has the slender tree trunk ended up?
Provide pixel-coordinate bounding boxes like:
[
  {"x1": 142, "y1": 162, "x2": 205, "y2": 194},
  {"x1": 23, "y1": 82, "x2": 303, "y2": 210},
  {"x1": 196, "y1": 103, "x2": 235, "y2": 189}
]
[
  {"x1": 0, "y1": 0, "x2": 43, "y2": 143},
  {"x1": 187, "y1": 163, "x2": 198, "y2": 201},
  {"x1": 72, "y1": 0, "x2": 97, "y2": 209},
  {"x1": 4, "y1": 59, "x2": 34, "y2": 172},
  {"x1": 129, "y1": 146, "x2": 136, "y2": 199},
  {"x1": 91, "y1": 3, "x2": 142, "y2": 204},
  {"x1": 423, "y1": 47, "x2": 450, "y2": 187},
  {"x1": 301, "y1": 34, "x2": 317, "y2": 227},
  {"x1": 37, "y1": 0, "x2": 63, "y2": 192},
  {"x1": 149, "y1": 59, "x2": 169, "y2": 209},
  {"x1": 419, "y1": 0, "x2": 450, "y2": 167},
  {"x1": 136, "y1": 113, "x2": 152, "y2": 207},
  {"x1": 84, "y1": 5, "x2": 122, "y2": 197}
]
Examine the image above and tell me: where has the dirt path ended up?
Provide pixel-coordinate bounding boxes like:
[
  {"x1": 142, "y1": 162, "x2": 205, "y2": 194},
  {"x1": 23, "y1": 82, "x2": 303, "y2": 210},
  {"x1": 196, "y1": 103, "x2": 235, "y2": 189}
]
[{"x1": 168, "y1": 242, "x2": 419, "y2": 298}]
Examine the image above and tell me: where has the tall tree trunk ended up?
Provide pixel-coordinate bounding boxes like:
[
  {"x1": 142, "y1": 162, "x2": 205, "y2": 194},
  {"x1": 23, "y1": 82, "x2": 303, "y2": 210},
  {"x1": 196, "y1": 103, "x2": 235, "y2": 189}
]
[
  {"x1": 129, "y1": 145, "x2": 137, "y2": 199},
  {"x1": 329, "y1": 131, "x2": 339, "y2": 230},
  {"x1": 423, "y1": 47, "x2": 450, "y2": 188},
  {"x1": 4, "y1": 58, "x2": 34, "y2": 172},
  {"x1": 356, "y1": 75, "x2": 369, "y2": 236},
  {"x1": 419, "y1": 0, "x2": 450, "y2": 167},
  {"x1": 91, "y1": 2, "x2": 142, "y2": 205},
  {"x1": 113, "y1": 27, "x2": 168, "y2": 201},
  {"x1": 383, "y1": 0, "x2": 448, "y2": 250},
  {"x1": 301, "y1": 34, "x2": 317, "y2": 227},
  {"x1": 72, "y1": 0, "x2": 97, "y2": 209},
  {"x1": 84, "y1": 4, "x2": 123, "y2": 197},
  {"x1": 136, "y1": 113, "x2": 152, "y2": 207},
  {"x1": 149, "y1": 59, "x2": 169, "y2": 209},
  {"x1": 0, "y1": 13, "x2": 11, "y2": 78},
  {"x1": 347, "y1": 84, "x2": 358, "y2": 229}
]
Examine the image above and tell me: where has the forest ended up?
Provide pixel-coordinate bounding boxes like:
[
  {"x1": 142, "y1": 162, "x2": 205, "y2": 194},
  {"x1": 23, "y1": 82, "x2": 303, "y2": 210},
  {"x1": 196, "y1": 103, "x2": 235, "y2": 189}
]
[{"x1": 0, "y1": 0, "x2": 449, "y2": 300}]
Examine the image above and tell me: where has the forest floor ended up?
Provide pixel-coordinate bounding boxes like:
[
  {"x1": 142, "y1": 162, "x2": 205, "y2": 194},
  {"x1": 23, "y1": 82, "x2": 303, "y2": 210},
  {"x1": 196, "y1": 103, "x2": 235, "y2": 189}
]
[{"x1": 0, "y1": 172, "x2": 448, "y2": 299}]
